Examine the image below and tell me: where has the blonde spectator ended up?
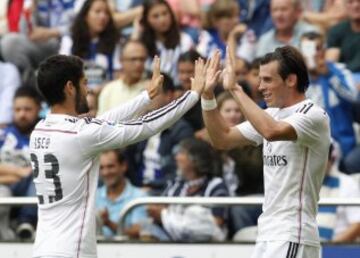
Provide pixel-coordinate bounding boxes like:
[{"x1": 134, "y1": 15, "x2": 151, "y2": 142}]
[
  {"x1": 1, "y1": 0, "x2": 76, "y2": 87},
  {"x1": 197, "y1": 0, "x2": 256, "y2": 62}
]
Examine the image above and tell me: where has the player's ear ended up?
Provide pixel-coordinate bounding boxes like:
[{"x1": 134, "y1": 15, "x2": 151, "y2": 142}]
[
  {"x1": 285, "y1": 74, "x2": 297, "y2": 89},
  {"x1": 64, "y1": 80, "x2": 76, "y2": 97}
]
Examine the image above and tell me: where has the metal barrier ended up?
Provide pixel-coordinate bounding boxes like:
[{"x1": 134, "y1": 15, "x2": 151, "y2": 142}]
[
  {"x1": 0, "y1": 197, "x2": 37, "y2": 206},
  {"x1": 117, "y1": 196, "x2": 360, "y2": 233},
  {"x1": 1, "y1": 196, "x2": 360, "y2": 233}
]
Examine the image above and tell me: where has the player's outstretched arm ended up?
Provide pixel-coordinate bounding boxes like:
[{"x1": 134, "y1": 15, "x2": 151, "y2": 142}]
[
  {"x1": 98, "y1": 56, "x2": 164, "y2": 122},
  {"x1": 201, "y1": 50, "x2": 252, "y2": 150},
  {"x1": 82, "y1": 59, "x2": 208, "y2": 153}
]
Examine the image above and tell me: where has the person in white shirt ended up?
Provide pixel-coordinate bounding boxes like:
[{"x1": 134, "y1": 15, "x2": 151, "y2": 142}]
[
  {"x1": 30, "y1": 54, "x2": 207, "y2": 258},
  {"x1": 201, "y1": 47, "x2": 330, "y2": 258}
]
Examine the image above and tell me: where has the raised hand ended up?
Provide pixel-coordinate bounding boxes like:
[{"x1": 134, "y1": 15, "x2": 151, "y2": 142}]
[
  {"x1": 204, "y1": 50, "x2": 222, "y2": 96},
  {"x1": 147, "y1": 56, "x2": 164, "y2": 99},
  {"x1": 228, "y1": 24, "x2": 247, "y2": 41},
  {"x1": 223, "y1": 46, "x2": 237, "y2": 91},
  {"x1": 190, "y1": 57, "x2": 207, "y2": 95}
]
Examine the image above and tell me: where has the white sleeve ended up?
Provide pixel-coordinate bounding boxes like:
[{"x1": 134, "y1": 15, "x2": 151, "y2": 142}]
[
  {"x1": 97, "y1": 91, "x2": 151, "y2": 123},
  {"x1": 80, "y1": 91, "x2": 199, "y2": 155},
  {"x1": 236, "y1": 121, "x2": 263, "y2": 146},
  {"x1": 282, "y1": 104, "x2": 330, "y2": 146}
]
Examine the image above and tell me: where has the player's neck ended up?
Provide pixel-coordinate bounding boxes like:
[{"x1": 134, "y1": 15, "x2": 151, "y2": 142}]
[
  {"x1": 50, "y1": 103, "x2": 77, "y2": 117},
  {"x1": 281, "y1": 93, "x2": 306, "y2": 108}
]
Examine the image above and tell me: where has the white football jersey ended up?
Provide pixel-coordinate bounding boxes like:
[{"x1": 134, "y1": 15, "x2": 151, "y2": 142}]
[
  {"x1": 237, "y1": 99, "x2": 330, "y2": 247},
  {"x1": 30, "y1": 90, "x2": 199, "y2": 258}
]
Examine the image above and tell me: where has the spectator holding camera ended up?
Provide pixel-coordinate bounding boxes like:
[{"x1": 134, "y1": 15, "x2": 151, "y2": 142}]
[{"x1": 300, "y1": 31, "x2": 360, "y2": 173}]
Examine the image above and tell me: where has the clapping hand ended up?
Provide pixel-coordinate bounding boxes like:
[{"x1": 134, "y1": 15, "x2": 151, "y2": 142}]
[
  {"x1": 203, "y1": 50, "x2": 222, "y2": 96},
  {"x1": 190, "y1": 57, "x2": 207, "y2": 95},
  {"x1": 223, "y1": 47, "x2": 237, "y2": 91},
  {"x1": 147, "y1": 56, "x2": 164, "y2": 99}
]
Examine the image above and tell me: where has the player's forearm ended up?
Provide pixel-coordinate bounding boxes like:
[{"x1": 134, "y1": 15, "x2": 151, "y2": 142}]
[
  {"x1": 98, "y1": 91, "x2": 151, "y2": 122},
  {"x1": 332, "y1": 223, "x2": 360, "y2": 243},
  {"x1": 202, "y1": 108, "x2": 234, "y2": 150},
  {"x1": 99, "y1": 91, "x2": 199, "y2": 150},
  {"x1": 230, "y1": 87, "x2": 284, "y2": 141},
  {"x1": 131, "y1": 90, "x2": 199, "y2": 139}
]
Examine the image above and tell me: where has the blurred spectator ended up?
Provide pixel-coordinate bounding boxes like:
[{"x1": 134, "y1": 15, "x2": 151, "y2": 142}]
[
  {"x1": 196, "y1": 91, "x2": 263, "y2": 236},
  {"x1": 302, "y1": 0, "x2": 346, "y2": 31},
  {"x1": 0, "y1": 0, "x2": 76, "y2": 87},
  {"x1": 234, "y1": 57, "x2": 250, "y2": 82},
  {"x1": 326, "y1": 0, "x2": 360, "y2": 73},
  {"x1": 0, "y1": 0, "x2": 10, "y2": 35},
  {"x1": 0, "y1": 185, "x2": 14, "y2": 240},
  {"x1": 255, "y1": 0, "x2": 319, "y2": 58},
  {"x1": 126, "y1": 74, "x2": 194, "y2": 195},
  {"x1": 197, "y1": 0, "x2": 256, "y2": 62},
  {"x1": 59, "y1": 0, "x2": 121, "y2": 91},
  {"x1": 108, "y1": 0, "x2": 144, "y2": 37},
  {"x1": 132, "y1": 0, "x2": 194, "y2": 82},
  {"x1": 0, "y1": 62, "x2": 21, "y2": 127},
  {"x1": 97, "y1": 40, "x2": 149, "y2": 115},
  {"x1": 96, "y1": 149, "x2": 148, "y2": 239},
  {"x1": 176, "y1": 50, "x2": 204, "y2": 131},
  {"x1": 300, "y1": 31, "x2": 360, "y2": 173},
  {"x1": 196, "y1": 92, "x2": 243, "y2": 195},
  {"x1": 166, "y1": 0, "x2": 215, "y2": 43},
  {"x1": 244, "y1": 57, "x2": 266, "y2": 108},
  {"x1": 317, "y1": 144, "x2": 360, "y2": 243},
  {"x1": 237, "y1": 0, "x2": 273, "y2": 37},
  {"x1": 145, "y1": 138, "x2": 228, "y2": 241},
  {"x1": 0, "y1": 86, "x2": 41, "y2": 239}
]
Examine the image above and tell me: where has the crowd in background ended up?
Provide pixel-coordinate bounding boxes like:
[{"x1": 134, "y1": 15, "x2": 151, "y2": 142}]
[{"x1": 0, "y1": 0, "x2": 360, "y2": 243}]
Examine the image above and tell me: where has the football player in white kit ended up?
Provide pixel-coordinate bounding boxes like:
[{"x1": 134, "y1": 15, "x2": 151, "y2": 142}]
[
  {"x1": 202, "y1": 47, "x2": 330, "y2": 258},
  {"x1": 29, "y1": 54, "x2": 207, "y2": 258}
]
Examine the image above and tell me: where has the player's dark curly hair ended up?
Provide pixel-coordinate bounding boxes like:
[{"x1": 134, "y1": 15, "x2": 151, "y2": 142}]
[
  {"x1": 140, "y1": 0, "x2": 180, "y2": 57},
  {"x1": 37, "y1": 55, "x2": 84, "y2": 106},
  {"x1": 71, "y1": 0, "x2": 120, "y2": 58},
  {"x1": 260, "y1": 45, "x2": 309, "y2": 93}
]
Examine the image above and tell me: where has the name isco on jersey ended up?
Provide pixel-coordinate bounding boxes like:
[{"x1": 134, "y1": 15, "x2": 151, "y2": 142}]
[{"x1": 263, "y1": 155, "x2": 288, "y2": 167}]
